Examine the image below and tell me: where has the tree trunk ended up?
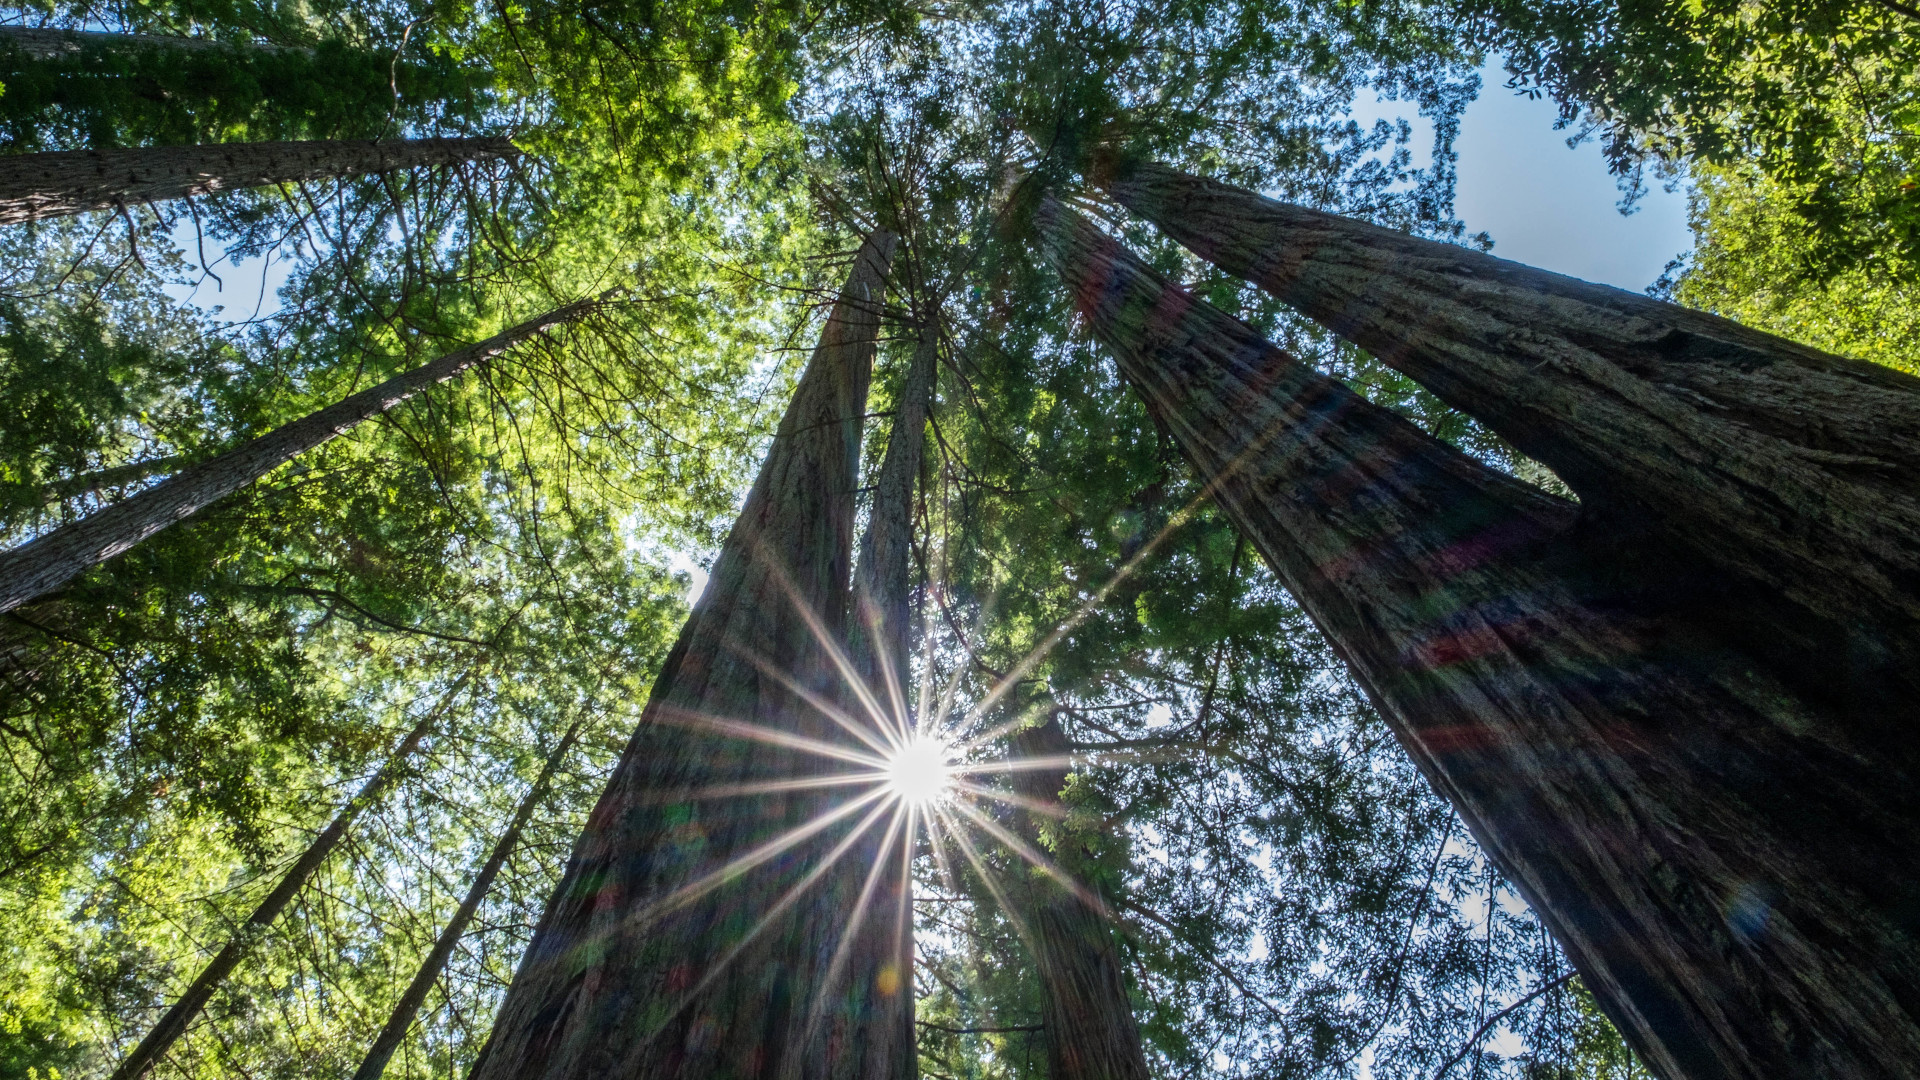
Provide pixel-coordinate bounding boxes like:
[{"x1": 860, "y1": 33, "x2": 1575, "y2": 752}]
[
  {"x1": 467, "y1": 232, "x2": 899, "y2": 1080},
  {"x1": 0, "y1": 300, "x2": 597, "y2": 614},
  {"x1": 352, "y1": 720, "x2": 583, "y2": 1080},
  {"x1": 110, "y1": 679, "x2": 464, "y2": 1080},
  {"x1": 837, "y1": 318, "x2": 940, "y2": 1080},
  {"x1": 1094, "y1": 158, "x2": 1920, "y2": 722},
  {"x1": 1009, "y1": 714, "x2": 1151, "y2": 1080},
  {"x1": 0, "y1": 137, "x2": 518, "y2": 225},
  {"x1": 0, "y1": 26, "x2": 309, "y2": 59},
  {"x1": 1034, "y1": 197, "x2": 1920, "y2": 1080}
]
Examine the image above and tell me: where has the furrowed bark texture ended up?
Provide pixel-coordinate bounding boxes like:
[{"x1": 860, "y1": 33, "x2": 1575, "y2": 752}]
[
  {"x1": 111, "y1": 686, "x2": 459, "y2": 1080},
  {"x1": 0, "y1": 137, "x2": 517, "y2": 225},
  {"x1": 1010, "y1": 715, "x2": 1151, "y2": 1080},
  {"x1": 467, "y1": 233, "x2": 898, "y2": 1080},
  {"x1": 1036, "y1": 198, "x2": 1920, "y2": 1080},
  {"x1": 0, "y1": 300, "x2": 595, "y2": 615},
  {"x1": 352, "y1": 721, "x2": 582, "y2": 1080},
  {"x1": 839, "y1": 319, "x2": 941, "y2": 1080},
  {"x1": 1099, "y1": 160, "x2": 1920, "y2": 719},
  {"x1": 0, "y1": 26, "x2": 309, "y2": 59}
]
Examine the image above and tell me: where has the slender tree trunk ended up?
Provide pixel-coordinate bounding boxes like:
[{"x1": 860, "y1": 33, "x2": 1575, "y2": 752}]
[
  {"x1": 0, "y1": 137, "x2": 518, "y2": 225},
  {"x1": 1009, "y1": 714, "x2": 1151, "y2": 1080},
  {"x1": 111, "y1": 680, "x2": 464, "y2": 1080},
  {"x1": 836, "y1": 318, "x2": 941, "y2": 1080},
  {"x1": 44, "y1": 455, "x2": 186, "y2": 500},
  {"x1": 352, "y1": 720, "x2": 583, "y2": 1080},
  {"x1": 468, "y1": 232, "x2": 898, "y2": 1080},
  {"x1": 0, "y1": 300, "x2": 596, "y2": 614},
  {"x1": 0, "y1": 25, "x2": 309, "y2": 59},
  {"x1": 1035, "y1": 197, "x2": 1920, "y2": 1080},
  {"x1": 1094, "y1": 158, "x2": 1920, "y2": 719}
]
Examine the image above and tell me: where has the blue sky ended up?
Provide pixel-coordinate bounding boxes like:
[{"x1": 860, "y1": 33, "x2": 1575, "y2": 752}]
[{"x1": 1445, "y1": 64, "x2": 1693, "y2": 291}]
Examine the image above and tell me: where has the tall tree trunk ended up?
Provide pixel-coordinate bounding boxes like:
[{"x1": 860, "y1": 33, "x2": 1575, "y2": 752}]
[
  {"x1": 1094, "y1": 158, "x2": 1920, "y2": 720},
  {"x1": 1009, "y1": 714, "x2": 1151, "y2": 1080},
  {"x1": 0, "y1": 300, "x2": 597, "y2": 614},
  {"x1": 467, "y1": 232, "x2": 898, "y2": 1080},
  {"x1": 0, "y1": 26, "x2": 309, "y2": 59},
  {"x1": 0, "y1": 137, "x2": 518, "y2": 225},
  {"x1": 837, "y1": 318, "x2": 941, "y2": 1080},
  {"x1": 352, "y1": 720, "x2": 583, "y2": 1080},
  {"x1": 1034, "y1": 197, "x2": 1920, "y2": 1080},
  {"x1": 111, "y1": 679, "x2": 465, "y2": 1080}
]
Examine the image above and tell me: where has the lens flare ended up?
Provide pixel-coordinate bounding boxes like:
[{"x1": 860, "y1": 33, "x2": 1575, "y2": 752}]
[{"x1": 885, "y1": 735, "x2": 954, "y2": 807}]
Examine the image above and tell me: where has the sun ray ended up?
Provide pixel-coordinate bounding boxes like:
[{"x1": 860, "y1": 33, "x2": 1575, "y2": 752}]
[
  {"x1": 949, "y1": 779, "x2": 1071, "y2": 820},
  {"x1": 861, "y1": 596, "x2": 917, "y2": 745},
  {"x1": 631, "y1": 772, "x2": 890, "y2": 804},
  {"x1": 927, "y1": 801, "x2": 1038, "y2": 951},
  {"x1": 801, "y1": 802, "x2": 910, "y2": 1044},
  {"x1": 644, "y1": 795, "x2": 903, "y2": 1043},
  {"x1": 721, "y1": 644, "x2": 903, "y2": 758},
  {"x1": 754, "y1": 548, "x2": 911, "y2": 749},
  {"x1": 947, "y1": 799, "x2": 1117, "y2": 922},
  {"x1": 626, "y1": 784, "x2": 892, "y2": 930},
  {"x1": 649, "y1": 703, "x2": 890, "y2": 769}
]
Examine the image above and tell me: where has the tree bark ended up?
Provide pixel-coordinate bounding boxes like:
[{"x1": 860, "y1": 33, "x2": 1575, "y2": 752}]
[
  {"x1": 110, "y1": 679, "x2": 464, "y2": 1080},
  {"x1": 1034, "y1": 197, "x2": 1920, "y2": 1080},
  {"x1": 836, "y1": 318, "x2": 940, "y2": 1080},
  {"x1": 1095, "y1": 158, "x2": 1920, "y2": 721},
  {"x1": 0, "y1": 26, "x2": 309, "y2": 59},
  {"x1": 467, "y1": 232, "x2": 899, "y2": 1080},
  {"x1": 1009, "y1": 714, "x2": 1151, "y2": 1080},
  {"x1": 352, "y1": 720, "x2": 583, "y2": 1080},
  {"x1": 0, "y1": 300, "x2": 597, "y2": 615},
  {"x1": 0, "y1": 137, "x2": 518, "y2": 225}
]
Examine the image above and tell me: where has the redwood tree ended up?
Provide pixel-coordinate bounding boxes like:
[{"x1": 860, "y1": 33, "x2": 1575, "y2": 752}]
[
  {"x1": 0, "y1": 299, "x2": 599, "y2": 615},
  {"x1": 1035, "y1": 195, "x2": 1920, "y2": 1080},
  {"x1": 1009, "y1": 714, "x2": 1152, "y2": 1080},
  {"x1": 467, "y1": 232, "x2": 900, "y2": 1080},
  {"x1": 110, "y1": 679, "x2": 467, "y2": 1080},
  {"x1": 0, "y1": 137, "x2": 517, "y2": 225}
]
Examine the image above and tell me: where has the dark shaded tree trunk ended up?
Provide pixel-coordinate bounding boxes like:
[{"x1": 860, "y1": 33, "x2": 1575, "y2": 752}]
[
  {"x1": 1009, "y1": 714, "x2": 1151, "y2": 1080},
  {"x1": 0, "y1": 26, "x2": 308, "y2": 59},
  {"x1": 111, "y1": 682, "x2": 463, "y2": 1080},
  {"x1": 1095, "y1": 159, "x2": 1920, "y2": 721},
  {"x1": 0, "y1": 137, "x2": 518, "y2": 225},
  {"x1": 467, "y1": 232, "x2": 898, "y2": 1080},
  {"x1": 0, "y1": 300, "x2": 597, "y2": 614},
  {"x1": 1035, "y1": 197, "x2": 1920, "y2": 1080},
  {"x1": 836, "y1": 319, "x2": 941, "y2": 1080},
  {"x1": 352, "y1": 720, "x2": 583, "y2": 1080}
]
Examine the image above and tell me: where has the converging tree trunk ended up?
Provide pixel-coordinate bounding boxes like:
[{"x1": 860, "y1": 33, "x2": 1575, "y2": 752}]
[
  {"x1": 111, "y1": 680, "x2": 466, "y2": 1080},
  {"x1": 0, "y1": 137, "x2": 518, "y2": 225},
  {"x1": 1009, "y1": 714, "x2": 1151, "y2": 1080},
  {"x1": 1035, "y1": 197, "x2": 1920, "y2": 1080},
  {"x1": 835, "y1": 317, "x2": 941, "y2": 1080},
  {"x1": 0, "y1": 300, "x2": 598, "y2": 614},
  {"x1": 352, "y1": 720, "x2": 583, "y2": 1080},
  {"x1": 1095, "y1": 158, "x2": 1920, "y2": 718},
  {"x1": 468, "y1": 232, "x2": 898, "y2": 1080}
]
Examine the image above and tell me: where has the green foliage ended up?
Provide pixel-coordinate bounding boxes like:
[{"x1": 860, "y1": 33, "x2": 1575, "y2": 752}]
[
  {"x1": 1471, "y1": 0, "x2": 1920, "y2": 275},
  {"x1": 1669, "y1": 161, "x2": 1920, "y2": 375},
  {"x1": 0, "y1": 36, "x2": 492, "y2": 150}
]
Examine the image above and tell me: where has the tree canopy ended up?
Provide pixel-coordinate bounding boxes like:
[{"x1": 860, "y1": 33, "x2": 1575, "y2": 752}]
[{"x1": 2, "y1": 0, "x2": 1912, "y2": 1077}]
